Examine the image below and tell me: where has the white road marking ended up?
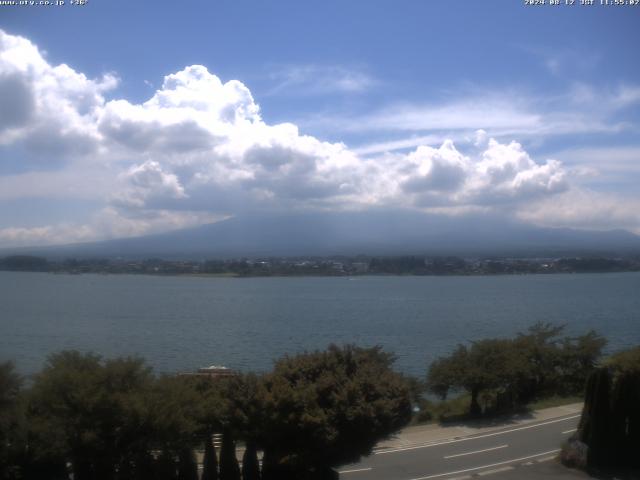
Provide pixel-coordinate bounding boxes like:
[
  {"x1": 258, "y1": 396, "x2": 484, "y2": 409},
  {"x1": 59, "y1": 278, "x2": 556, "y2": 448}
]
[
  {"x1": 477, "y1": 466, "x2": 513, "y2": 476},
  {"x1": 339, "y1": 467, "x2": 373, "y2": 474},
  {"x1": 562, "y1": 428, "x2": 577, "y2": 434},
  {"x1": 443, "y1": 444, "x2": 508, "y2": 459},
  {"x1": 375, "y1": 415, "x2": 580, "y2": 455},
  {"x1": 407, "y1": 449, "x2": 560, "y2": 480},
  {"x1": 535, "y1": 455, "x2": 558, "y2": 463}
]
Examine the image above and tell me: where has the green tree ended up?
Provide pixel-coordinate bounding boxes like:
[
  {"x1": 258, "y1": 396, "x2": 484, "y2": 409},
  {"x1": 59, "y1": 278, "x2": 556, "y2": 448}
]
[
  {"x1": 559, "y1": 330, "x2": 607, "y2": 394},
  {"x1": 147, "y1": 376, "x2": 201, "y2": 454},
  {"x1": 427, "y1": 324, "x2": 607, "y2": 416},
  {"x1": 0, "y1": 362, "x2": 23, "y2": 480},
  {"x1": 427, "y1": 339, "x2": 518, "y2": 416},
  {"x1": 578, "y1": 368, "x2": 612, "y2": 467},
  {"x1": 219, "y1": 429, "x2": 241, "y2": 480},
  {"x1": 177, "y1": 447, "x2": 199, "y2": 480},
  {"x1": 154, "y1": 451, "x2": 177, "y2": 480},
  {"x1": 201, "y1": 434, "x2": 219, "y2": 480},
  {"x1": 606, "y1": 345, "x2": 640, "y2": 374},
  {"x1": 241, "y1": 441, "x2": 260, "y2": 480},
  {"x1": 259, "y1": 345, "x2": 412, "y2": 478},
  {"x1": 607, "y1": 345, "x2": 640, "y2": 468},
  {"x1": 511, "y1": 322, "x2": 565, "y2": 402},
  {"x1": 27, "y1": 351, "x2": 155, "y2": 480}
]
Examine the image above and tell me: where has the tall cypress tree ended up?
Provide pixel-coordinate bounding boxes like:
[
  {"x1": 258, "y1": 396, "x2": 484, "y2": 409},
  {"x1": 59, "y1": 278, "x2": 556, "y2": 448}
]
[
  {"x1": 133, "y1": 451, "x2": 156, "y2": 480},
  {"x1": 241, "y1": 441, "x2": 260, "y2": 480},
  {"x1": 177, "y1": 448, "x2": 199, "y2": 480},
  {"x1": 155, "y1": 451, "x2": 178, "y2": 480},
  {"x1": 219, "y1": 430, "x2": 241, "y2": 480},
  {"x1": 259, "y1": 449, "x2": 276, "y2": 480},
  {"x1": 202, "y1": 434, "x2": 219, "y2": 480},
  {"x1": 579, "y1": 368, "x2": 612, "y2": 467},
  {"x1": 611, "y1": 371, "x2": 640, "y2": 467}
]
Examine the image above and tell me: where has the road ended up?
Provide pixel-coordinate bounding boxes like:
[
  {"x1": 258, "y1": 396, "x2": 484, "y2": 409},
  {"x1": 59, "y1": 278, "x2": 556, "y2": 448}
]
[{"x1": 338, "y1": 413, "x2": 580, "y2": 480}]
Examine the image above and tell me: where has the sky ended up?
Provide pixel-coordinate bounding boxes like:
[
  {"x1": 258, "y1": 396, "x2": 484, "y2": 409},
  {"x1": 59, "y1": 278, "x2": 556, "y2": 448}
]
[{"x1": 0, "y1": 0, "x2": 639, "y2": 247}]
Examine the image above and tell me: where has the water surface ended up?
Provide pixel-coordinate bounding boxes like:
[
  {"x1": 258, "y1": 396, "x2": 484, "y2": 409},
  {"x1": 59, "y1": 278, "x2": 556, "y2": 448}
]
[{"x1": 1, "y1": 271, "x2": 639, "y2": 376}]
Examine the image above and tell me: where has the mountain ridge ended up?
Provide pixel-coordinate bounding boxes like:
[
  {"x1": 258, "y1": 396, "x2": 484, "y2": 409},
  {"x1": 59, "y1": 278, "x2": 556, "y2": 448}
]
[{"x1": 2, "y1": 211, "x2": 640, "y2": 259}]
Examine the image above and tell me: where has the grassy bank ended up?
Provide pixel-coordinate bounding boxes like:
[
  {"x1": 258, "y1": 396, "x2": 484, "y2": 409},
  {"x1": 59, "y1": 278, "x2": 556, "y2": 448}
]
[{"x1": 411, "y1": 393, "x2": 582, "y2": 425}]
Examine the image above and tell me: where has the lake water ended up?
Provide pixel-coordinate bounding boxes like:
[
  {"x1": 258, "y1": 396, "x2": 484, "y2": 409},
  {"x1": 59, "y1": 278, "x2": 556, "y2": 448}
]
[{"x1": 1, "y1": 271, "x2": 639, "y2": 377}]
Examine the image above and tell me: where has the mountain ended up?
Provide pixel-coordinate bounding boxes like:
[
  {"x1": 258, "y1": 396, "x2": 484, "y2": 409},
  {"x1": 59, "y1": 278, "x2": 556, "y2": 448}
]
[{"x1": 4, "y1": 211, "x2": 640, "y2": 259}]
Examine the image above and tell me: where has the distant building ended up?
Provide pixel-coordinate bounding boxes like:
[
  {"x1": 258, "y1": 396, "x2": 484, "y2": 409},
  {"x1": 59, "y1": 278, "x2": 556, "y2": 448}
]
[{"x1": 179, "y1": 365, "x2": 237, "y2": 379}]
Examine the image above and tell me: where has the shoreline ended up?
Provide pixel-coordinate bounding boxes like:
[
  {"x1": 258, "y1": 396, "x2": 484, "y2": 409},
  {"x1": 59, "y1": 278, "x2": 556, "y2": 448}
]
[{"x1": 1, "y1": 269, "x2": 639, "y2": 279}]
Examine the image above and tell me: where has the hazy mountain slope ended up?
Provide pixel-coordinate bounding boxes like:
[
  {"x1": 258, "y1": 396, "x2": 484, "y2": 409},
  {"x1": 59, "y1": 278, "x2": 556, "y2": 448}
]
[{"x1": 4, "y1": 211, "x2": 640, "y2": 259}]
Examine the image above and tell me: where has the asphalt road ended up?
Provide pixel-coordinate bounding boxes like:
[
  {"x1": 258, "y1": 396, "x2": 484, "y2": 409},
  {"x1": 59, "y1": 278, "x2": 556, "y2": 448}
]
[{"x1": 338, "y1": 413, "x2": 581, "y2": 480}]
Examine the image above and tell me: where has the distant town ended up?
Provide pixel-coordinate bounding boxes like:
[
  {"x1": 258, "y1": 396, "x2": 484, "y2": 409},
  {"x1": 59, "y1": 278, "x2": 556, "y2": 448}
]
[{"x1": 1, "y1": 254, "x2": 639, "y2": 276}]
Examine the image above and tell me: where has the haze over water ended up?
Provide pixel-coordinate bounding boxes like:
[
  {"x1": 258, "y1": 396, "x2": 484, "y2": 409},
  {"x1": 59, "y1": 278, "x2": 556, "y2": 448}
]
[{"x1": 1, "y1": 271, "x2": 639, "y2": 377}]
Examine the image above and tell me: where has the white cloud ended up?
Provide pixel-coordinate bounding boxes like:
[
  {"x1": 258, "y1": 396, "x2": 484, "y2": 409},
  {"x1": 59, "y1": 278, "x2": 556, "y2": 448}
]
[
  {"x1": 267, "y1": 64, "x2": 376, "y2": 96},
  {"x1": 518, "y1": 189, "x2": 640, "y2": 235},
  {"x1": 0, "y1": 29, "x2": 636, "y2": 247},
  {"x1": 312, "y1": 84, "x2": 638, "y2": 156},
  {"x1": 352, "y1": 134, "x2": 447, "y2": 156},
  {"x1": 0, "y1": 207, "x2": 221, "y2": 248},
  {"x1": 342, "y1": 97, "x2": 541, "y2": 133},
  {"x1": 0, "y1": 30, "x2": 116, "y2": 159},
  {"x1": 395, "y1": 139, "x2": 567, "y2": 207},
  {"x1": 114, "y1": 161, "x2": 187, "y2": 209}
]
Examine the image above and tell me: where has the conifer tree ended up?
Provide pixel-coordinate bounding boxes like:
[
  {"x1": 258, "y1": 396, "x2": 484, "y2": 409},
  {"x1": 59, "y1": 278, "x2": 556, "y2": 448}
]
[
  {"x1": 201, "y1": 434, "x2": 219, "y2": 480},
  {"x1": 578, "y1": 368, "x2": 612, "y2": 467},
  {"x1": 155, "y1": 451, "x2": 178, "y2": 480},
  {"x1": 219, "y1": 430, "x2": 241, "y2": 480},
  {"x1": 178, "y1": 447, "x2": 199, "y2": 480},
  {"x1": 241, "y1": 441, "x2": 260, "y2": 480}
]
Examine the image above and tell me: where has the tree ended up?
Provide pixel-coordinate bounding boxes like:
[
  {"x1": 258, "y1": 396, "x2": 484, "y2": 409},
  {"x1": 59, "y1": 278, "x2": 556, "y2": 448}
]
[
  {"x1": 578, "y1": 368, "x2": 612, "y2": 467},
  {"x1": 177, "y1": 447, "x2": 199, "y2": 480},
  {"x1": 201, "y1": 434, "x2": 219, "y2": 480},
  {"x1": 155, "y1": 451, "x2": 178, "y2": 480},
  {"x1": 241, "y1": 441, "x2": 260, "y2": 480},
  {"x1": 219, "y1": 429, "x2": 241, "y2": 480},
  {"x1": 559, "y1": 330, "x2": 607, "y2": 394},
  {"x1": 427, "y1": 339, "x2": 518, "y2": 416},
  {"x1": 26, "y1": 351, "x2": 155, "y2": 480},
  {"x1": 607, "y1": 345, "x2": 640, "y2": 468},
  {"x1": 427, "y1": 324, "x2": 607, "y2": 416},
  {"x1": 575, "y1": 348, "x2": 640, "y2": 470},
  {"x1": 258, "y1": 345, "x2": 412, "y2": 478},
  {"x1": 147, "y1": 375, "x2": 202, "y2": 454},
  {"x1": 606, "y1": 345, "x2": 640, "y2": 375},
  {"x1": 512, "y1": 322, "x2": 565, "y2": 402},
  {"x1": 0, "y1": 362, "x2": 23, "y2": 480}
]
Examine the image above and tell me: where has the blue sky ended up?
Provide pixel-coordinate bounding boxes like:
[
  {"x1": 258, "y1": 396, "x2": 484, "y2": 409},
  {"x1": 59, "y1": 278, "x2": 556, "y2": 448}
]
[{"x1": 0, "y1": 0, "x2": 639, "y2": 246}]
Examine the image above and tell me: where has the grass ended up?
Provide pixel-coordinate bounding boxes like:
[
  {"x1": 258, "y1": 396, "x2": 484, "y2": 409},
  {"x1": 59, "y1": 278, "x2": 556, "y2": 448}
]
[
  {"x1": 527, "y1": 395, "x2": 583, "y2": 411},
  {"x1": 411, "y1": 393, "x2": 582, "y2": 426}
]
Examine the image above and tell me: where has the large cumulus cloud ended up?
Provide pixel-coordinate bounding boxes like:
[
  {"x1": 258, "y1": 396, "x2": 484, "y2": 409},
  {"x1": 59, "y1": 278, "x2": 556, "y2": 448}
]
[
  {"x1": 0, "y1": 30, "x2": 116, "y2": 160},
  {"x1": 0, "y1": 29, "x2": 573, "y2": 246}
]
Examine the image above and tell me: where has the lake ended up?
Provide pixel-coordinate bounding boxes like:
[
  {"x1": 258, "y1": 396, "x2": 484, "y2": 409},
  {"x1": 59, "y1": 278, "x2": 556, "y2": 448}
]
[{"x1": 1, "y1": 271, "x2": 639, "y2": 377}]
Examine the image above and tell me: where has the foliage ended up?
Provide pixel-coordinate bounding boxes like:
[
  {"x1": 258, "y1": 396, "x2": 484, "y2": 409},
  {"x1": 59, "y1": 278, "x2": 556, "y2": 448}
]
[
  {"x1": 241, "y1": 442, "x2": 260, "y2": 480},
  {"x1": 219, "y1": 429, "x2": 241, "y2": 480},
  {"x1": 427, "y1": 323, "x2": 607, "y2": 416},
  {"x1": 201, "y1": 434, "x2": 219, "y2": 480},
  {"x1": 0, "y1": 344, "x2": 430, "y2": 478},
  {"x1": 0, "y1": 362, "x2": 23, "y2": 480},
  {"x1": 576, "y1": 361, "x2": 640, "y2": 469},
  {"x1": 25, "y1": 351, "x2": 156, "y2": 480},
  {"x1": 605, "y1": 345, "x2": 640, "y2": 375},
  {"x1": 146, "y1": 375, "x2": 202, "y2": 451},
  {"x1": 259, "y1": 344, "x2": 412, "y2": 473},
  {"x1": 177, "y1": 448, "x2": 199, "y2": 480}
]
